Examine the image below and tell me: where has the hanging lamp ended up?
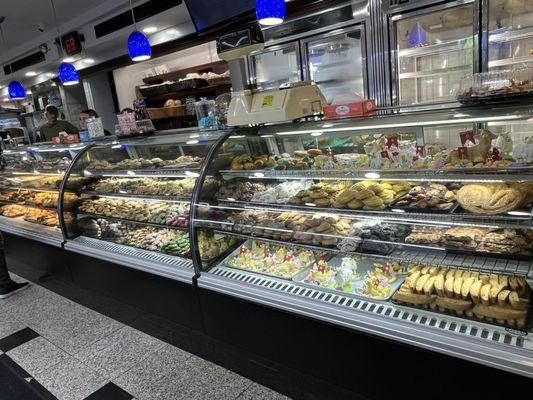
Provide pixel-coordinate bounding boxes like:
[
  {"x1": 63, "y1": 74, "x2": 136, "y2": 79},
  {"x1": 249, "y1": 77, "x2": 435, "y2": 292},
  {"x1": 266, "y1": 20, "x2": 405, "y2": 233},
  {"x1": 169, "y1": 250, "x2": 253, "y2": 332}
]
[
  {"x1": 8, "y1": 81, "x2": 26, "y2": 100},
  {"x1": 58, "y1": 62, "x2": 79, "y2": 85},
  {"x1": 256, "y1": 0, "x2": 286, "y2": 26},
  {"x1": 0, "y1": 17, "x2": 27, "y2": 100},
  {"x1": 50, "y1": 0, "x2": 80, "y2": 85},
  {"x1": 127, "y1": 0, "x2": 151, "y2": 62},
  {"x1": 128, "y1": 31, "x2": 151, "y2": 62}
]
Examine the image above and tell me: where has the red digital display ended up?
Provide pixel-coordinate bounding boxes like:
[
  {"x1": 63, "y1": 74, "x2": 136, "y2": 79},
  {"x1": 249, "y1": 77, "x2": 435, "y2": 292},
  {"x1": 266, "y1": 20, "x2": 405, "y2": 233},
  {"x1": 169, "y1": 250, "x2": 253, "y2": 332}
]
[{"x1": 61, "y1": 32, "x2": 82, "y2": 56}]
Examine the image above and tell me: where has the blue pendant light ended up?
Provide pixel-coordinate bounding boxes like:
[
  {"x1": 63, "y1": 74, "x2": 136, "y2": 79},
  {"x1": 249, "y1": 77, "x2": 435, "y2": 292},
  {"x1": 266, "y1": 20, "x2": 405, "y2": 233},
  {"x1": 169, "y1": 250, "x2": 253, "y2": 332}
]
[
  {"x1": 58, "y1": 62, "x2": 79, "y2": 86},
  {"x1": 128, "y1": 31, "x2": 151, "y2": 62},
  {"x1": 256, "y1": 0, "x2": 286, "y2": 26},
  {"x1": 8, "y1": 81, "x2": 26, "y2": 100}
]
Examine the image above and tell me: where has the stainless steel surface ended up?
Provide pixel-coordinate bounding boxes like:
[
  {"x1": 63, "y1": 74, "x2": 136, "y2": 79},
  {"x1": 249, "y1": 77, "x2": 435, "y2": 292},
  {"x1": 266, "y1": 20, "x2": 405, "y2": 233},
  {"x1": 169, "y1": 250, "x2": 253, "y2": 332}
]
[
  {"x1": 0, "y1": 215, "x2": 63, "y2": 247},
  {"x1": 198, "y1": 271, "x2": 533, "y2": 378},
  {"x1": 65, "y1": 236, "x2": 194, "y2": 283}
]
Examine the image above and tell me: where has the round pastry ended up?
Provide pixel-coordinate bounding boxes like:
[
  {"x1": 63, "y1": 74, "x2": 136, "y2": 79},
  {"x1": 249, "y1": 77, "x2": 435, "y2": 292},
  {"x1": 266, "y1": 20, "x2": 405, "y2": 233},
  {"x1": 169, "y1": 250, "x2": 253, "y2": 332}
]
[
  {"x1": 362, "y1": 196, "x2": 384, "y2": 207},
  {"x1": 368, "y1": 183, "x2": 384, "y2": 194},
  {"x1": 347, "y1": 199, "x2": 363, "y2": 209},
  {"x1": 457, "y1": 184, "x2": 524, "y2": 215}
]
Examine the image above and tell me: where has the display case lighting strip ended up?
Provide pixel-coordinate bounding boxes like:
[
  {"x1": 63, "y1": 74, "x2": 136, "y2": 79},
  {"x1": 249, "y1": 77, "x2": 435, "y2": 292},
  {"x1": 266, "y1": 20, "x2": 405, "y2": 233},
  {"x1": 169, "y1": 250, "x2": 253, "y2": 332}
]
[{"x1": 274, "y1": 115, "x2": 523, "y2": 136}]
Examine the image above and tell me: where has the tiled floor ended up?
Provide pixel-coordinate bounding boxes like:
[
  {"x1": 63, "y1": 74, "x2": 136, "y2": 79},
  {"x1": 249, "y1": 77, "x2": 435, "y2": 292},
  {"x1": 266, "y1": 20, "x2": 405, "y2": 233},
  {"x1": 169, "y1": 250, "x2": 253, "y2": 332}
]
[{"x1": 0, "y1": 274, "x2": 290, "y2": 400}]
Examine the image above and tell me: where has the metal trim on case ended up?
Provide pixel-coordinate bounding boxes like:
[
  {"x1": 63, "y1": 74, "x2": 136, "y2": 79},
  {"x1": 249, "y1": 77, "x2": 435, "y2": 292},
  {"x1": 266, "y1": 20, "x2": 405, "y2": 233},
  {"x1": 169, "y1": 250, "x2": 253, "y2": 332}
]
[{"x1": 198, "y1": 272, "x2": 533, "y2": 379}]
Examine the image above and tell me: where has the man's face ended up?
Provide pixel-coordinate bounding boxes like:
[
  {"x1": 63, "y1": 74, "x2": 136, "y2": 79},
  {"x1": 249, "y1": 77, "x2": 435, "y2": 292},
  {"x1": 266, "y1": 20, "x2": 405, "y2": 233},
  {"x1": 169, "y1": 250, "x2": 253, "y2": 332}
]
[{"x1": 45, "y1": 111, "x2": 57, "y2": 123}]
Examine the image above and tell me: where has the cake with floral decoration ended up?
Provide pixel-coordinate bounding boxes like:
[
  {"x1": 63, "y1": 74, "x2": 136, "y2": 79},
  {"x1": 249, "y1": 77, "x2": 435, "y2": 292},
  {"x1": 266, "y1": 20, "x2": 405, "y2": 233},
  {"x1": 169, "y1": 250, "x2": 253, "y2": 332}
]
[
  {"x1": 360, "y1": 262, "x2": 398, "y2": 299},
  {"x1": 304, "y1": 257, "x2": 362, "y2": 292}
]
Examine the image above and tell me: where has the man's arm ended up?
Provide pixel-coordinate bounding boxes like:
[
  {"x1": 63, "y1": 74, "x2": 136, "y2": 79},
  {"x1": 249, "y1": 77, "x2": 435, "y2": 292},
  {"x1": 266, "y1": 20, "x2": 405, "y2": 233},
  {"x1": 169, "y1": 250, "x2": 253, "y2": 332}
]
[{"x1": 64, "y1": 122, "x2": 79, "y2": 135}]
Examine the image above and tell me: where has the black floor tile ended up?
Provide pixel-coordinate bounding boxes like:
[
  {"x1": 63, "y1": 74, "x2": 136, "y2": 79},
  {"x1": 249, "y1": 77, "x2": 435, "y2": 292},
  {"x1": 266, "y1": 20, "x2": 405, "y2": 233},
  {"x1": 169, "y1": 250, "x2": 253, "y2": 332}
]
[
  {"x1": 28, "y1": 378, "x2": 59, "y2": 400},
  {"x1": 0, "y1": 354, "x2": 31, "y2": 379},
  {"x1": 84, "y1": 383, "x2": 134, "y2": 400},
  {"x1": 0, "y1": 328, "x2": 39, "y2": 352},
  {"x1": 0, "y1": 355, "x2": 44, "y2": 400}
]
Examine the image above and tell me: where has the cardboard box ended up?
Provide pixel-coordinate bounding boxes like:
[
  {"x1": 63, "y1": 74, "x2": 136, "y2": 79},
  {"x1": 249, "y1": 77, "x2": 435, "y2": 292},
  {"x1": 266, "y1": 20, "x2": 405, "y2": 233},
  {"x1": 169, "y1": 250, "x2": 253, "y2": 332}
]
[
  {"x1": 51, "y1": 134, "x2": 80, "y2": 144},
  {"x1": 323, "y1": 99, "x2": 376, "y2": 120}
]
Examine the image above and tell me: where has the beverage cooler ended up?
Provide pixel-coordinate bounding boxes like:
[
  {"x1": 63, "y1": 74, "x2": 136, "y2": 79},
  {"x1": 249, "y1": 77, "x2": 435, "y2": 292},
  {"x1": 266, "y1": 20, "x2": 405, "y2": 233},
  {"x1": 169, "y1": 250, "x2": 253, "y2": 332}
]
[
  {"x1": 248, "y1": 0, "x2": 371, "y2": 104},
  {"x1": 386, "y1": 0, "x2": 479, "y2": 107},
  {"x1": 487, "y1": 0, "x2": 533, "y2": 71}
]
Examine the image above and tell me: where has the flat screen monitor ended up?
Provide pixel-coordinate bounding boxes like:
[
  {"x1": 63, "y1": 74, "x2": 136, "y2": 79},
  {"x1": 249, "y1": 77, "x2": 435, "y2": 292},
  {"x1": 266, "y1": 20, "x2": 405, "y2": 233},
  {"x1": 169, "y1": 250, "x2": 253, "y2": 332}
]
[{"x1": 185, "y1": 0, "x2": 256, "y2": 33}]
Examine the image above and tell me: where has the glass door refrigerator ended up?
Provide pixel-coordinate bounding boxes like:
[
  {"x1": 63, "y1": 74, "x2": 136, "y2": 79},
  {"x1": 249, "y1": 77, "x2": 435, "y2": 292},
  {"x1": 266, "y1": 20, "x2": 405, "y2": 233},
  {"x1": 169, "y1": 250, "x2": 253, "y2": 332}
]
[
  {"x1": 247, "y1": 1, "x2": 370, "y2": 103},
  {"x1": 486, "y1": 0, "x2": 533, "y2": 71},
  {"x1": 301, "y1": 27, "x2": 367, "y2": 104},
  {"x1": 387, "y1": 0, "x2": 479, "y2": 107}
]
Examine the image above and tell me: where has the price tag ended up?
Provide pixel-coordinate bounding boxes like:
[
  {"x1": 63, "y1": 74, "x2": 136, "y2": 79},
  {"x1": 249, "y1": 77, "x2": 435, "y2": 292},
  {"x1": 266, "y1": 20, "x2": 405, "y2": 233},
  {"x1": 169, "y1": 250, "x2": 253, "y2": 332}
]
[
  {"x1": 387, "y1": 137, "x2": 399, "y2": 148},
  {"x1": 460, "y1": 130, "x2": 476, "y2": 145},
  {"x1": 457, "y1": 146, "x2": 468, "y2": 158}
]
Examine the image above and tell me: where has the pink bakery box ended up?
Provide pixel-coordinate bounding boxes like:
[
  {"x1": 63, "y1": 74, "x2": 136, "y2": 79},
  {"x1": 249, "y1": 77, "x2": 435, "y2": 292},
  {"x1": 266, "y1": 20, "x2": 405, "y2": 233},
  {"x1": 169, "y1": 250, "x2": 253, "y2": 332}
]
[{"x1": 323, "y1": 99, "x2": 377, "y2": 119}]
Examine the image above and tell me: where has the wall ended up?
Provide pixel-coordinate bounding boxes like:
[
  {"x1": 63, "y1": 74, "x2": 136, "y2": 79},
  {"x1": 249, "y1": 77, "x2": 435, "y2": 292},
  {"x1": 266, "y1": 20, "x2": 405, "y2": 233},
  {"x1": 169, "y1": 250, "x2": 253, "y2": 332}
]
[
  {"x1": 112, "y1": 42, "x2": 220, "y2": 111},
  {"x1": 83, "y1": 72, "x2": 118, "y2": 133}
]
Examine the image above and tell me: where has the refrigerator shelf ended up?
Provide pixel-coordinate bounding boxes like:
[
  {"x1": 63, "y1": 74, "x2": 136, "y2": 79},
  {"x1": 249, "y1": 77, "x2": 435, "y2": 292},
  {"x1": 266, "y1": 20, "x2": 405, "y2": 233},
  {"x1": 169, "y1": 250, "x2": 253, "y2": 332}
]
[
  {"x1": 399, "y1": 65, "x2": 471, "y2": 80},
  {"x1": 397, "y1": 39, "x2": 473, "y2": 59}
]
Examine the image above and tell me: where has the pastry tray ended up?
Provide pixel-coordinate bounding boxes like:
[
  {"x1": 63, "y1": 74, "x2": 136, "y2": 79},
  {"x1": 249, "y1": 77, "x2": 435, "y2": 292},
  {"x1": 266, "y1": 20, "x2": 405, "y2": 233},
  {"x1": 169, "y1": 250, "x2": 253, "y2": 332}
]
[
  {"x1": 390, "y1": 195, "x2": 459, "y2": 214},
  {"x1": 292, "y1": 255, "x2": 407, "y2": 301},
  {"x1": 457, "y1": 90, "x2": 533, "y2": 106},
  {"x1": 219, "y1": 239, "x2": 317, "y2": 280}
]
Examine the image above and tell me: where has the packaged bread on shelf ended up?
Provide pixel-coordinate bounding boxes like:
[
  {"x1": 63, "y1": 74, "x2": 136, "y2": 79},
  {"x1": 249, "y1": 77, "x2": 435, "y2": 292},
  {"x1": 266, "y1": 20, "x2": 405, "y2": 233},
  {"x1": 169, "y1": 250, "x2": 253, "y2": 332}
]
[{"x1": 393, "y1": 267, "x2": 530, "y2": 328}]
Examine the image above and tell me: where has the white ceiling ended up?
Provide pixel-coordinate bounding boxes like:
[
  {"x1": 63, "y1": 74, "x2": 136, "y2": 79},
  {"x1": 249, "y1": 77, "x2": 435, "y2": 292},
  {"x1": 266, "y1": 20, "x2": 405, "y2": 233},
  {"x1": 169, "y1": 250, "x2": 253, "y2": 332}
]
[
  {"x1": 0, "y1": 0, "x2": 195, "y2": 100},
  {"x1": 0, "y1": 0, "x2": 111, "y2": 54}
]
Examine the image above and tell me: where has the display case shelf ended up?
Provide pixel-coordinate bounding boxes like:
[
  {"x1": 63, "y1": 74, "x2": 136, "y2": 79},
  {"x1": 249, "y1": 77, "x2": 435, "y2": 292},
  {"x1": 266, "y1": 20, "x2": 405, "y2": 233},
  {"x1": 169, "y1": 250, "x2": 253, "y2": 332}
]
[
  {"x1": 64, "y1": 236, "x2": 194, "y2": 283},
  {"x1": 0, "y1": 199, "x2": 58, "y2": 212},
  {"x1": 83, "y1": 168, "x2": 201, "y2": 179},
  {"x1": 81, "y1": 191, "x2": 192, "y2": 204},
  {"x1": 489, "y1": 25, "x2": 533, "y2": 44},
  {"x1": 0, "y1": 215, "x2": 63, "y2": 247},
  {"x1": 77, "y1": 213, "x2": 189, "y2": 232},
  {"x1": 196, "y1": 224, "x2": 533, "y2": 279},
  {"x1": 214, "y1": 199, "x2": 532, "y2": 230},
  {"x1": 0, "y1": 187, "x2": 61, "y2": 193},
  {"x1": 220, "y1": 168, "x2": 533, "y2": 183}
]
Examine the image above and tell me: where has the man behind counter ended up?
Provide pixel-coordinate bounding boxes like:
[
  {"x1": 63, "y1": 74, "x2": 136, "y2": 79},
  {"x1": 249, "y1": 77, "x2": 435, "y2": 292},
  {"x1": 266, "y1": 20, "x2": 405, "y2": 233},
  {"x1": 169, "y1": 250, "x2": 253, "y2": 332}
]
[{"x1": 38, "y1": 105, "x2": 78, "y2": 141}]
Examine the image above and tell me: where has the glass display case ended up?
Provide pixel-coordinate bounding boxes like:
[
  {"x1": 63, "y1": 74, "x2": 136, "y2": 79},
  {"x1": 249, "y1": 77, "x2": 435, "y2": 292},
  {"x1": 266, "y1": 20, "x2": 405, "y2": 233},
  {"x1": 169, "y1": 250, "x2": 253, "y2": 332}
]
[
  {"x1": 391, "y1": 1, "x2": 476, "y2": 106},
  {"x1": 0, "y1": 143, "x2": 87, "y2": 247},
  {"x1": 250, "y1": 43, "x2": 302, "y2": 91},
  {"x1": 488, "y1": 0, "x2": 533, "y2": 71},
  {"x1": 192, "y1": 104, "x2": 533, "y2": 377},
  {"x1": 60, "y1": 131, "x2": 228, "y2": 282}
]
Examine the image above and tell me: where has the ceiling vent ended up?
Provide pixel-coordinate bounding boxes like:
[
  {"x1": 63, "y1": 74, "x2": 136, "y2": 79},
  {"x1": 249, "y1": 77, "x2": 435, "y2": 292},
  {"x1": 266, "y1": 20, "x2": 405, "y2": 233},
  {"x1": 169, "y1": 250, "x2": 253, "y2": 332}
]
[
  {"x1": 94, "y1": 0, "x2": 183, "y2": 38},
  {"x1": 3, "y1": 50, "x2": 46, "y2": 76}
]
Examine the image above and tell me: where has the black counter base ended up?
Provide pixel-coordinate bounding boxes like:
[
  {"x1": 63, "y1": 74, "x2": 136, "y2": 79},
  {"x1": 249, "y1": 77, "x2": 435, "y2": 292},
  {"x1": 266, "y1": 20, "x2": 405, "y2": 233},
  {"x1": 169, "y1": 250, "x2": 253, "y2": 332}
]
[{"x1": 4, "y1": 236, "x2": 531, "y2": 400}]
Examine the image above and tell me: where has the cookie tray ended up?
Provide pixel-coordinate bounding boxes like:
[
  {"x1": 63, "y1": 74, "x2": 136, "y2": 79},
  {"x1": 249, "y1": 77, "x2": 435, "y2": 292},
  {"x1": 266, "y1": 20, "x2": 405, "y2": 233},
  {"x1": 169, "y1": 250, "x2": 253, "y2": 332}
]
[
  {"x1": 292, "y1": 255, "x2": 407, "y2": 301},
  {"x1": 218, "y1": 239, "x2": 317, "y2": 281},
  {"x1": 389, "y1": 194, "x2": 459, "y2": 214}
]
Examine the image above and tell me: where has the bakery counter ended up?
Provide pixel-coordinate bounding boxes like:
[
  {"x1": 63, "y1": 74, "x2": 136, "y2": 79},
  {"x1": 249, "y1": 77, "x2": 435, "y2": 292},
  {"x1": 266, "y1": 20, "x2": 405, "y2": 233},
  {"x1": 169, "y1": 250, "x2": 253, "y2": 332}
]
[
  {"x1": 0, "y1": 214, "x2": 63, "y2": 247},
  {"x1": 63, "y1": 236, "x2": 194, "y2": 284}
]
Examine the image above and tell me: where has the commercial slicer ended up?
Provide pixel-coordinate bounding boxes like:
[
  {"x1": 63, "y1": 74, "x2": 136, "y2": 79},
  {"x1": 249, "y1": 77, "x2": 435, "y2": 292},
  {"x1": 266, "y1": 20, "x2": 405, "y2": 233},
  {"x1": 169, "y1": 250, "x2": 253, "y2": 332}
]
[{"x1": 216, "y1": 24, "x2": 326, "y2": 126}]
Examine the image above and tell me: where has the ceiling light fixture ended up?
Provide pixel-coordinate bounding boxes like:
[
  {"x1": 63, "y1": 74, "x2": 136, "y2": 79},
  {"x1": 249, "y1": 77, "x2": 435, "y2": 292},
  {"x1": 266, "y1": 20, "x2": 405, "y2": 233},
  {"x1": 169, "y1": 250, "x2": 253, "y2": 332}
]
[
  {"x1": 128, "y1": 0, "x2": 151, "y2": 62},
  {"x1": 142, "y1": 26, "x2": 157, "y2": 34},
  {"x1": 25, "y1": 71, "x2": 37, "y2": 77},
  {"x1": 50, "y1": 0, "x2": 79, "y2": 85},
  {"x1": 256, "y1": 0, "x2": 286, "y2": 26},
  {"x1": 83, "y1": 58, "x2": 95, "y2": 64}
]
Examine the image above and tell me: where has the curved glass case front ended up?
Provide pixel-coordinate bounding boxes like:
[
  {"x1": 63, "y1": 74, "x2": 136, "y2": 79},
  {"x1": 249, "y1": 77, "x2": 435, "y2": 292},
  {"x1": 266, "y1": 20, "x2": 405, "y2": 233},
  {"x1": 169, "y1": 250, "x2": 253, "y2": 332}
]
[
  {"x1": 192, "y1": 105, "x2": 533, "y2": 373},
  {"x1": 61, "y1": 131, "x2": 227, "y2": 277},
  {"x1": 0, "y1": 143, "x2": 87, "y2": 245}
]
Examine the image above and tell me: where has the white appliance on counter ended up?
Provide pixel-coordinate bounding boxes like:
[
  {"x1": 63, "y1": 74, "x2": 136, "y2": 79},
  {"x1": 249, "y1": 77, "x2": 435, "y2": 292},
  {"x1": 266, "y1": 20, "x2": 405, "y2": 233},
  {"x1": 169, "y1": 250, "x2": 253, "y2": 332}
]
[{"x1": 217, "y1": 24, "x2": 326, "y2": 126}]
